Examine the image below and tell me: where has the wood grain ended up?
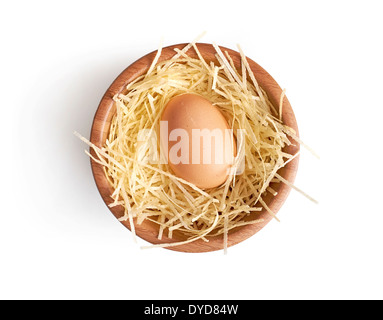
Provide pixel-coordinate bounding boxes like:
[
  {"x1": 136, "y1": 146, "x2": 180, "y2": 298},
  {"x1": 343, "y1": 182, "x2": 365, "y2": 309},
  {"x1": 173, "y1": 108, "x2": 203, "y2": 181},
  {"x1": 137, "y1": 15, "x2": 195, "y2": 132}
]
[{"x1": 89, "y1": 43, "x2": 300, "y2": 252}]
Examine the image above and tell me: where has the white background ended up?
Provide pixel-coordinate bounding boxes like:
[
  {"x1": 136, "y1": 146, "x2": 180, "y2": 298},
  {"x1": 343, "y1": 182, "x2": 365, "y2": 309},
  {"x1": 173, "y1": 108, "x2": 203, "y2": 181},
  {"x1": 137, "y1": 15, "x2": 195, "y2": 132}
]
[{"x1": 1, "y1": 0, "x2": 382, "y2": 300}]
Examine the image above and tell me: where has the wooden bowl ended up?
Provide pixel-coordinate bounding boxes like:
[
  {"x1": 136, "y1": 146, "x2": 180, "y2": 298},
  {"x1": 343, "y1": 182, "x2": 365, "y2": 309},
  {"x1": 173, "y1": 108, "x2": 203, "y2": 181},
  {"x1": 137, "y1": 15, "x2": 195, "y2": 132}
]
[{"x1": 90, "y1": 43, "x2": 299, "y2": 252}]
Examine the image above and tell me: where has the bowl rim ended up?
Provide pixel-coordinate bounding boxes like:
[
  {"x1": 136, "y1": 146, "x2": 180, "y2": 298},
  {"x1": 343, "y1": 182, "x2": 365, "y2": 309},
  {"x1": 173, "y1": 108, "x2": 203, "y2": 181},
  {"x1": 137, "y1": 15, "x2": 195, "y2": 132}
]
[{"x1": 89, "y1": 42, "x2": 300, "y2": 253}]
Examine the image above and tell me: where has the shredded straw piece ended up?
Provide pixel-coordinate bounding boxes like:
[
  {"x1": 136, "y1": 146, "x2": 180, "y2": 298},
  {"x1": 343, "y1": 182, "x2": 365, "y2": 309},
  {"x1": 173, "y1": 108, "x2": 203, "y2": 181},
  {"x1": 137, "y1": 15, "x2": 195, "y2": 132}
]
[
  {"x1": 275, "y1": 173, "x2": 318, "y2": 204},
  {"x1": 279, "y1": 88, "x2": 286, "y2": 121}
]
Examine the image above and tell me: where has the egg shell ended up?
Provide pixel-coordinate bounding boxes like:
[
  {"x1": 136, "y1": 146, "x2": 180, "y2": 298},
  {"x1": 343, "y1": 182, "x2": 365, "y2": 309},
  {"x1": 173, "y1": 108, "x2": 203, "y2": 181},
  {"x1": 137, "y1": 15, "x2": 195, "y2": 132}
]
[{"x1": 160, "y1": 93, "x2": 236, "y2": 189}]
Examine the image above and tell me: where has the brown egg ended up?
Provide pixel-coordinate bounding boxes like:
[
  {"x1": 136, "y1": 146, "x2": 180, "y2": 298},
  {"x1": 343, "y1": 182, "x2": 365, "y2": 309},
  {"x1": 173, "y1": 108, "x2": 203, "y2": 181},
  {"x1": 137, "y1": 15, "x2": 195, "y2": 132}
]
[{"x1": 160, "y1": 93, "x2": 236, "y2": 189}]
